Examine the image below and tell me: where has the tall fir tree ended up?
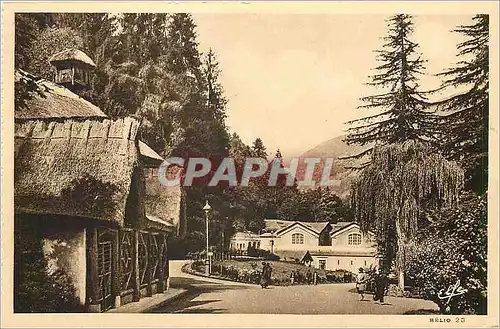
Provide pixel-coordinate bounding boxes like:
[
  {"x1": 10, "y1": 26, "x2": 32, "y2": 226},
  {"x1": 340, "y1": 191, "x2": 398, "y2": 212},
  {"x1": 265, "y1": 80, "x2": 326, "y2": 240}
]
[
  {"x1": 167, "y1": 13, "x2": 203, "y2": 84},
  {"x1": 252, "y1": 138, "x2": 268, "y2": 158},
  {"x1": 436, "y1": 15, "x2": 489, "y2": 194},
  {"x1": 344, "y1": 14, "x2": 437, "y2": 161}
]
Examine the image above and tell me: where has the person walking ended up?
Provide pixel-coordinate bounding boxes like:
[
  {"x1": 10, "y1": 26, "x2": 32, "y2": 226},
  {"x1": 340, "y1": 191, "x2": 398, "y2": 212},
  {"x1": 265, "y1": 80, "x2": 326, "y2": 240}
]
[
  {"x1": 356, "y1": 267, "x2": 367, "y2": 301},
  {"x1": 290, "y1": 271, "x2": 295, "y2": 285},
  {"x1": 260, "y1": 262, "x2": 269, "y2": 288},
  {"x1": 313, "y1": 271, "x2": 318, "y2": 285},
  {"x1": 266, "y1": 263, "x2": 273, "y2": 287},
  {"x1": 373, "y1": 269, "x2": 389, "y2": 304}
]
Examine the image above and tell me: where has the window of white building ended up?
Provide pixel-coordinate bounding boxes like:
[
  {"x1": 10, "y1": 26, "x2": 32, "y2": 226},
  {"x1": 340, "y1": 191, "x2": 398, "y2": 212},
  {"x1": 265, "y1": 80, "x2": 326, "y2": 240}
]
[
  {"x1": 348, "y1": 233, "x2": 362, "y2": 245},
  {"x1": 291, "y1": 233, "x2": 304, "y2": 244},
  {"x1": 319, "y1": 259, "x2": 326, "y2": 270}
]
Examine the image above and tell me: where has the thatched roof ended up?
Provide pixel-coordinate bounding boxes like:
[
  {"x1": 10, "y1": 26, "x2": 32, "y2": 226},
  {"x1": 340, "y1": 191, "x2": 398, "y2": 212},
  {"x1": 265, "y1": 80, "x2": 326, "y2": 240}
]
[
  {"x1": 139, "y1": 140, "x2": 164, "y2": 168},
  {"x1": 15, "y1": 68, "x2": 183, "y2": 233},
  {"x1": 15, "y1": 70, "x2": 106, "y2": 120},
  {"x1": 143, "y1": 166, "x2": 185, "y2": 235},
  {"x1": 49, "y1": 48, "x2": 96, "y2": 68},
  {"x1": 15, "y1": 117, "x2": 140, "y2": 225}
]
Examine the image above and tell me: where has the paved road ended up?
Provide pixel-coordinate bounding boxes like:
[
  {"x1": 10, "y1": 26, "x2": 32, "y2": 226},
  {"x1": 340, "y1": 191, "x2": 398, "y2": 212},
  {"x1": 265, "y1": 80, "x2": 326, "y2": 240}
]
[{"x1": 153, "y1": 260, "x2": 439, "y2": 314}]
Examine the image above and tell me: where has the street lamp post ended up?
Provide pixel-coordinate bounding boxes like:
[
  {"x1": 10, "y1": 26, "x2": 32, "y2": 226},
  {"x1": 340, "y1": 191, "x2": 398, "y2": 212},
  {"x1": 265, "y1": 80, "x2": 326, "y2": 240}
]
[
  {"x1": 271, "y1": 232, "x2": 275, "y2": 254},
  {"x1": 203, "y1": 200, "x2": 212, "y2": 275}
]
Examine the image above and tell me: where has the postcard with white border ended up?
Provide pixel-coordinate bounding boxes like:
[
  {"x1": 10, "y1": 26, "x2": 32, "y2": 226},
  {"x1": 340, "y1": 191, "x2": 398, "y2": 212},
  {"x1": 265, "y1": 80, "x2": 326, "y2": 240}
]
[{"x1": 1, "y1": 1, "x2": 499, "y2": 328}]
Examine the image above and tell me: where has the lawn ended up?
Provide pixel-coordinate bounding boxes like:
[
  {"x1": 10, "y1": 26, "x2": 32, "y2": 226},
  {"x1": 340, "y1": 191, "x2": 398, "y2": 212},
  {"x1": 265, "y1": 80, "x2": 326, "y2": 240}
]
[{"x1": 206, "y1": 259, "x2": 354, "y2": 285}]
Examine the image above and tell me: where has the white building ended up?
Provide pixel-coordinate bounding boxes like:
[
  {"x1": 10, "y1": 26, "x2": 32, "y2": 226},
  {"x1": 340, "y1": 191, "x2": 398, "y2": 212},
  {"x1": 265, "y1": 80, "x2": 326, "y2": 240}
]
[
  {"x1": 230, "y1": 219, "x2": 378, "y2": 273},
  {"x1": 230, "y1": 231, "x2": 261, "y2": 250}
]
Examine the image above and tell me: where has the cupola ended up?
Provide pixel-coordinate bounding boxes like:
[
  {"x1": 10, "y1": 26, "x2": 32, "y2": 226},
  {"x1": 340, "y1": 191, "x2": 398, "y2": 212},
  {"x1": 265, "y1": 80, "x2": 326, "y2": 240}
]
[{"x1": 49, "y1": 48, "x2": 96, "y2": 91}]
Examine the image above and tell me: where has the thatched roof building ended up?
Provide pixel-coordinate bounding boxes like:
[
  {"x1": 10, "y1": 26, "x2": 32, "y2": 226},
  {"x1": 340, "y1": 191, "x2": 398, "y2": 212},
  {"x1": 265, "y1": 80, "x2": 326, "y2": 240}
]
[
  {"x1": 15, "y1": 70, "x2": 106, "y2": 120},
  {"x1": 15, "y1": 118, "x2": 140, "y2": 225},
  {"x1": 15, "y1": 69, "x2": 184, "y2": 233},
  {"x1": 49, "y1": 48, "x2": 96, "y2": 69}
]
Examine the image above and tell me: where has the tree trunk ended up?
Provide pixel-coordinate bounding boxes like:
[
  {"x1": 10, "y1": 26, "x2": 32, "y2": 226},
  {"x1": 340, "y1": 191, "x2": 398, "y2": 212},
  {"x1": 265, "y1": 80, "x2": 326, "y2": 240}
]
[
  {"x1": 398, "y1": 268, "x2": 404, "y2": 291},
  {"x1": 394, "y1": 216, "x2": 405, "y2": 292}
]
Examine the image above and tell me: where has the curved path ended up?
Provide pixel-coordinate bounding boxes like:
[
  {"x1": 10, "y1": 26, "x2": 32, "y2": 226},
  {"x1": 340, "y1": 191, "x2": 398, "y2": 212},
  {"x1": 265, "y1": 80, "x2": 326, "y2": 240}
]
[{"x1": 152, "y1": 260, "x2": 439, "y2": 314}]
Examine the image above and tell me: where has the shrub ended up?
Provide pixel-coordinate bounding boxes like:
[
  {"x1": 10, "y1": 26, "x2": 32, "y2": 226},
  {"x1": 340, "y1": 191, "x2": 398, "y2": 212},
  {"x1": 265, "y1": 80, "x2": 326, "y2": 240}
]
[
  {"x1": 387, "y1": 284, "x2": 405, "y2": 297},
  {"x1": 190, "y1": 260, "x2": 206, "y2": 273},
  {"x1": 407, "y1": 192, "x2": 487, "y2": 314}
]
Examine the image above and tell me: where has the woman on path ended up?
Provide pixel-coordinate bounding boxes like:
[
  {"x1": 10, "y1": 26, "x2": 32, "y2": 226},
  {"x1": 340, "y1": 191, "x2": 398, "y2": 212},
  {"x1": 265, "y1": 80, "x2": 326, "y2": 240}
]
[
  {"x1": 356, "y1": 267, "x2": 367, "y2": 301},
  {"x1": 265, "y1": 263, "x2": 273, "y2": 287},
  {"x1": 260, "y1": 262, "x2": 270, "y2": 288}
]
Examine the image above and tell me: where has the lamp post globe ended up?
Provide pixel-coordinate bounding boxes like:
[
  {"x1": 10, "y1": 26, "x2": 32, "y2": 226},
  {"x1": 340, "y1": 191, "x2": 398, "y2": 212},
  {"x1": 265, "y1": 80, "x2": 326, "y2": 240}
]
[
  {"x1": 203, "y1": 200, "x2": 212, "y2": 275},
  {"x1": 203, "y1": 200, "x2": 212, "y2": 213}
]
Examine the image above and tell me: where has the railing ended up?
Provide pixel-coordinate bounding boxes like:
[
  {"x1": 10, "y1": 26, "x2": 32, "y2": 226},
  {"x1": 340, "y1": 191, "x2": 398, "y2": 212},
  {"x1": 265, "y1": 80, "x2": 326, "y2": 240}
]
[{"x1": 91, "y1": 227, "x2": 169, "y2": 311}]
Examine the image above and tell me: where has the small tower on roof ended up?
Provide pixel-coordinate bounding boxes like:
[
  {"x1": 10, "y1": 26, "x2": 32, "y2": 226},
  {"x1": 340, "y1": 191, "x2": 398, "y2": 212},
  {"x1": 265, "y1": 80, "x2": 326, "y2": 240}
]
[
  {"x1": 49, "y1": 48, "x2": 96, "y2": 91},
  {"x1": 275, "y1": 148, "x2": 282, "y2": 159}
]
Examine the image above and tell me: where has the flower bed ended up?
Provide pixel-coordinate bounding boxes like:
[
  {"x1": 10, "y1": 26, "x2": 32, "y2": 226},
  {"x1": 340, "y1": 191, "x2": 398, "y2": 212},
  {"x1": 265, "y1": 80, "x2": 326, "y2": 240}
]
[{"x1": 183, "y1": 259, "x2": 354, "y2": 286}]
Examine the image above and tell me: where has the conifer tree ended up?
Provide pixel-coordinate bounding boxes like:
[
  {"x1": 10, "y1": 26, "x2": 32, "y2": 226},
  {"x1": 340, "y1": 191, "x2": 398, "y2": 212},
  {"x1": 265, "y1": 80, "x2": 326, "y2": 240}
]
[
  {"x1": 344, "y1": 14, "x2": 437, "y2": 161},
  {"x1": 436, "y1": 15, "x2": 489, "y2": 194},
  {"x1": 252, "y1": 138, "x2": 268, "y2": 158}
]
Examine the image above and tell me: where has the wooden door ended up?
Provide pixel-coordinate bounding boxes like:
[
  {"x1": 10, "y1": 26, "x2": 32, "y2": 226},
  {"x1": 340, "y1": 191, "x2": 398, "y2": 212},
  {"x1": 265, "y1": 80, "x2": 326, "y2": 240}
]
[{"x1": 98, "y1": 229, "x2": 115, "y2": 312}]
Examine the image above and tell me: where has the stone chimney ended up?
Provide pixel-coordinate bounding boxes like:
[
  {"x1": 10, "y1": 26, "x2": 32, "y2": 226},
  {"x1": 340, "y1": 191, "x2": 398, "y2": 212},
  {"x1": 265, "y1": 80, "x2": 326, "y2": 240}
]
[{"x1": 49, "y1": 48, "x2": 96, "y2": 91}]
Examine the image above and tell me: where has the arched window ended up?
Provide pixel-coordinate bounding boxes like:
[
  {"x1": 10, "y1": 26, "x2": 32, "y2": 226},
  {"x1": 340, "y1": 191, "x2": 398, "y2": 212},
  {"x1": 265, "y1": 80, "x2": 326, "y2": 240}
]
[
  {"x1": 348, "y1": 233, "x2": 362, "y2": 245},
  {"x1": 292, "y1": 233, "x2": 304, "y2": 244}
]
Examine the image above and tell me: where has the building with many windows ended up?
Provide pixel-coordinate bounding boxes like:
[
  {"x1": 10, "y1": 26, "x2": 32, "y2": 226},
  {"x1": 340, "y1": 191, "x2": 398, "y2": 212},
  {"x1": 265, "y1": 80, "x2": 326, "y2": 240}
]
[{"x1": 230, "y1": 219, "x2": 378, "y2": 273}]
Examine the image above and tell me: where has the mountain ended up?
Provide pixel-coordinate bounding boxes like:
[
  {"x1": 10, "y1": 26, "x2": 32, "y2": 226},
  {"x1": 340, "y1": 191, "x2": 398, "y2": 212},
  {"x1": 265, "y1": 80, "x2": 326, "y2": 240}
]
[{"x1": 294, "y1": 135, "x2": 372, "y2": 197}]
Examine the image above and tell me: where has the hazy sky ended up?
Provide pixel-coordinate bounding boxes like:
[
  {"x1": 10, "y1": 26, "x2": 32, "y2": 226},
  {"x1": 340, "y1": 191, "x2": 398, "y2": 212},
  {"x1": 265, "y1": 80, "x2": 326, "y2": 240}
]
[{"x1": 192, "y1": 14, "x2": 471, "y2": 158}]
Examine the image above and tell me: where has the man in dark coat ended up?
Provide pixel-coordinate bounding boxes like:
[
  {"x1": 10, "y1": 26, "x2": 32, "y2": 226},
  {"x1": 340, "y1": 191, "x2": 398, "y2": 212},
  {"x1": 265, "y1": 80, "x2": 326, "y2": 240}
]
[
  {"x1": 306, "y1": 269, "x2": 312, "y2": 285},
  {"x1": 260, "y1": 262, "x2": 272, "y2": 288},
  {"x1": 373, "y1": 269, "x2": 389, "y2": 304}
]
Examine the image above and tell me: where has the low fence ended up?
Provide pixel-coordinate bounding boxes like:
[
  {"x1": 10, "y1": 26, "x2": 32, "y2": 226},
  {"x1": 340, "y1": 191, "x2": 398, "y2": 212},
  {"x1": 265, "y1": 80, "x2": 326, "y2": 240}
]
[
  {"x1": 185, "y1": 260, "x2": 355, "y2": 286},
  {"x1": 187, "y1": 248, "x2": 280, "y2": 262}
]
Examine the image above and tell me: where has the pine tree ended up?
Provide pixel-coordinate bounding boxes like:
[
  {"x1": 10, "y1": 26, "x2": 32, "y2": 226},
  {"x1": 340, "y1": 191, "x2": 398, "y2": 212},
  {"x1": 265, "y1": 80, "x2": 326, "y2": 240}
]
[
  {"x1": 252, "y1": 138, "x2": 268, "y2": 158},
  {"x1": 119, "y1": 14, "x2": 170, "y2": 66},
  {"x1": 344, "y1": 14, "x2": 437, "y2": 161},
  {"x1": 204, "y1": 49, "x2": 227, "y2": 123},
  {"x1": 229, "y1": 133, "x2": 253, "y2": 159},
  {"x1": 202, "y1": 48, "x2": 230, "y2": 155},
  {"x1": 167, "y1": 13, "x2": 203, "y2": 83},
  {"x1": 15, "y1": 14, "x2": 50, "y2": 69},
  {"x1": 436, "y1": 15, "x2": 489, "y2": 194}
]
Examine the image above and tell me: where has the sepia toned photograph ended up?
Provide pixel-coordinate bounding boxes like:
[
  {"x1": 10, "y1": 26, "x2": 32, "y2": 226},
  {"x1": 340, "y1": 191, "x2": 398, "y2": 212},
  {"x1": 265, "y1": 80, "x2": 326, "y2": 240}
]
[{"x1": 1, "y1": 1, "x2": 499, "y2": 328}]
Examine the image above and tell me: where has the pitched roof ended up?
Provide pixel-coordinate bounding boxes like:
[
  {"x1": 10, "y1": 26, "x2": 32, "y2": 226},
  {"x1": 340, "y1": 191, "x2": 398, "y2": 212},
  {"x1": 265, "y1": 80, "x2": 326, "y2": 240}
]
[
  {"x1": 263, "y1": 219, "x2": 331, "y2": 236},
  {"x1": 49, "y1": 48, "x2": 96, "y2": 68},
  {"x1": 300, "y1": 251, "x2": 314, "y2": 263},
  {"x1": 15, "y1": 70, "x2": 106, "y2": 120},
  {"x1": 139, "y1": 140, "x2": 165, "y2": 167},
  {"x1": 330, "y1": 221, "x2": 357, "y2": 234},
  {"x1": 262, "y1": 219, "x2": 292, "y2": 233},
  {"x1": 302, "y1": 222, "x2": 330, "y2": 234},
  {"x1": 14, "y1": 117, "x2": 140, "y2": 225}
]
